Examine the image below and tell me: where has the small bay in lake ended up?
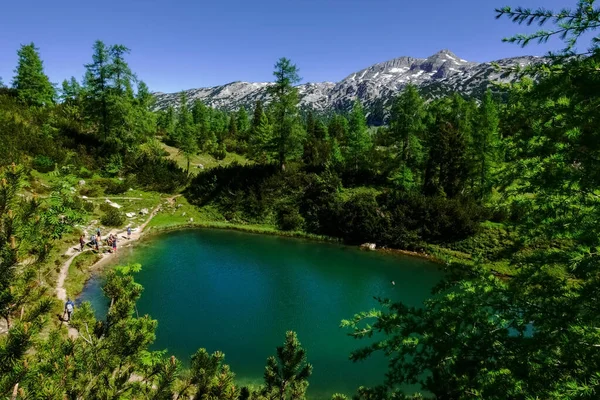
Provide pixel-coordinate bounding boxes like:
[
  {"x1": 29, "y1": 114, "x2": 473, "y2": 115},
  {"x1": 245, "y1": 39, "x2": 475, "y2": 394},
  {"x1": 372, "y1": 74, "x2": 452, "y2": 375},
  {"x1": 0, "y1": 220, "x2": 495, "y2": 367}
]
[{"x1": 80, "y1": 228, "x2": 443, "y2": 398}]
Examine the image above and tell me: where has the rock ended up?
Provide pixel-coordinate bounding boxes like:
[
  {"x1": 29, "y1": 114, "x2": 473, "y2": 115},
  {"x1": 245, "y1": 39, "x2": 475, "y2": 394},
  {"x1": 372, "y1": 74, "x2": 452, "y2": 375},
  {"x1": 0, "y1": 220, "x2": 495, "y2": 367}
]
[
  {"x1": 182, "y1": 212, "x2": 186, "y2": 216},
  {"x1": 361, "y1": 243, "x2": 377, "y2": 251},
  {"x1": 109, "y1": 202, "x2": 121, "y2": 209},
  {"x1": 128, "y1": 188, "x2": 134, "y2": 191},
  {"x1": 78, "y1": 180, "x2": 86, "y2": 186},
  {"x1": 126, "y1": 212, "x2": 135, "y2": 218},
  {"x1": 81, "y1": 195, "x2": 88, "y2": 199},
  {"x1": 140, "y1": 208, "x2": 149, "y2": 215},
  {"x1": 105, "y1": 199, "x2": 112, "y2": 203},
  {"x1": 189, "y1": 217, "x2": 194, "y2": 223},
  {"x1": 197, "y1": 164, "x2": 204, "y2": 169},
  {"x1": 152, "y1": 51, "x2": 546, "y2": 120}
]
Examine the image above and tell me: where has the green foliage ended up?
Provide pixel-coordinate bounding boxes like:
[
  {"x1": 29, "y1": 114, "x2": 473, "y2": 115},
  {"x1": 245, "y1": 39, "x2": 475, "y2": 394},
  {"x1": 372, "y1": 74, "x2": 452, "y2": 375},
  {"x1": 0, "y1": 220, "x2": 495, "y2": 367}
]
[
  {"x1": 101, "y1": 206, "x2": 125, "y2": 227},
  {"x1": 276, "y1": 202, "x2": 305, "y2": 231},
  {"x1": 262, "y1": 331, "x2": 312, "y2": 400},
  {"x1": 12, "y1": 43, "x2": 55, "y2": 107},
  {"x1": 32, "y1": 154, "x2": 55, "y2": 173},
  {"x1": 344, "y1": 101, "x2": 372, "y2": 171},
  {"x1": 266, "y1": 58, "x2": 305, "y2": 170}
]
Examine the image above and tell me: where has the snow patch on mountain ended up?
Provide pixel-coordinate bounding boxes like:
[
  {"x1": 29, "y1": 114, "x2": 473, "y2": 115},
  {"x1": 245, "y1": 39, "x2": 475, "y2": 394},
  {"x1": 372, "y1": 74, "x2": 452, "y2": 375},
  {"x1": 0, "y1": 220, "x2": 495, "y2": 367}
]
[{"x1": 153, "y1": 50, "x2": 545, "y2": 121}]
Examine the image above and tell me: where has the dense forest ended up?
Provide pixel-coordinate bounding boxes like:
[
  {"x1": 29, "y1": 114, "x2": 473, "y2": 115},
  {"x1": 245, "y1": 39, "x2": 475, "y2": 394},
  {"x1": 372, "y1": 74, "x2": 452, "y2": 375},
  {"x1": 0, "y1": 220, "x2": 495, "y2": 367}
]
[{"x1": 2, "y1": 0, "x2": 600, "y2": 398}]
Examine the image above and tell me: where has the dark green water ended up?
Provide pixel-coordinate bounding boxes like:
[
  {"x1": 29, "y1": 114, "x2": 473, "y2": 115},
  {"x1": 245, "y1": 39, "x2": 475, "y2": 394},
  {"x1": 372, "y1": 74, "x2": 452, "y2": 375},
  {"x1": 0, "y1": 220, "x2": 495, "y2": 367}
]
[{"x1": 79, "y1": 228, "x2": 443, "y2": 399}]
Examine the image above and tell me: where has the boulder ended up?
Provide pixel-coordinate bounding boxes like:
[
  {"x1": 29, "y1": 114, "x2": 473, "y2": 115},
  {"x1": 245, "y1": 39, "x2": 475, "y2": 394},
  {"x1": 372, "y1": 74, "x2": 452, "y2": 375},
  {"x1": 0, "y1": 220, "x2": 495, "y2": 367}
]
[
  {"x1": 189, "y1": 217, "x2": 194, "y2": 223},
  {"x1": 361, "y1": 243, "x2": 377, "y2": 251},
  {"x1": 140, "y1": 208, "x2": 149, "y2": 215},
  {"x1": 81, "y1": 195, "x2": 88, "y2": 199},
  {"x1": 78, "y1": 180, "x2": 86, "y2": 186},
  {"x1": 125, "y1": 212, "x2": 135, "y2": 218},
  {"x1": 109, "y1": 202, "x2": 122, "y2": 209}
]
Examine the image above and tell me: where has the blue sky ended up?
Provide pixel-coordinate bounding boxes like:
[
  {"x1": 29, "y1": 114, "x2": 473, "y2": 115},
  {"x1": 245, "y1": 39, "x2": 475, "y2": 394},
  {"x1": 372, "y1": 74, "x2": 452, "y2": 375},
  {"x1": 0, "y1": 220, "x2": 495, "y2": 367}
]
[{"x1": 0, "y1": 0, "x2": 582, "y2": 93}]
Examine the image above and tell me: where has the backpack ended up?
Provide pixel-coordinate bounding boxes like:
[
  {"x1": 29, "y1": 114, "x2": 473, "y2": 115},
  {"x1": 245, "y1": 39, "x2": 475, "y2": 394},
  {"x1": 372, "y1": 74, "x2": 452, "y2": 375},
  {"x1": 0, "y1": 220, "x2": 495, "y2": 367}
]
[{"x1": 66, "y1": 302, "x2": 74, "y2": 313}]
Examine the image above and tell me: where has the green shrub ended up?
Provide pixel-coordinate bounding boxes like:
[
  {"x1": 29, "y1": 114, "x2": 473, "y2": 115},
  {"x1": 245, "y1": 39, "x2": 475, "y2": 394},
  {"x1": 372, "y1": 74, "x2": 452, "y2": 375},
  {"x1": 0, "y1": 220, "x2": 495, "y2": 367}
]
[
  {"x1": 104, "y1": 180, "x2": 128, "y2": 195},
  {"x1": 276, "y1": 203, "x2": 305, "y2": 231},
  {"x1": 79, "y1": 185, "x2": 101, "y2": 197},
  {"x1": 101, "y1": 207, "x2": 125, "y2": 227},
  {"x1": 211, "y1": 143, "x2": 227, "y2": 161},
  {"x1": 32, "y1": 155, "x2": 55, "y2": 173},
  {"x1": 78, "y1": 166, "x2": 93, "y2": 179}
]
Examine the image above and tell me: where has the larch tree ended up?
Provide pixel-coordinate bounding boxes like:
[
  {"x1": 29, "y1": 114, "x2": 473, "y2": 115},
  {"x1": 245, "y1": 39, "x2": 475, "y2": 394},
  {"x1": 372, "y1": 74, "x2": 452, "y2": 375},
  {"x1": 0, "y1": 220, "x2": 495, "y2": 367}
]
[
  {"x1": 471, "y1": 89, "x2": 500, "y2": 200},
  {"x1": 175, "y1": 92, "x2": 197, "y2": 173},
  {"x1": 388, "y1": 84, "x2": 426, "y2": 189},
  {"x1": 84, "y1": 40, "x2": 111, "y2": 139},
  {"x1": 345, "y1": 100, "x2": 372, "y2": 171},
  {"x1": 11, "y1": 43, "x2": 55, "y2": 107},
  {"x1": 267, "y1": 58, "x2": 304, "y2": 171}
]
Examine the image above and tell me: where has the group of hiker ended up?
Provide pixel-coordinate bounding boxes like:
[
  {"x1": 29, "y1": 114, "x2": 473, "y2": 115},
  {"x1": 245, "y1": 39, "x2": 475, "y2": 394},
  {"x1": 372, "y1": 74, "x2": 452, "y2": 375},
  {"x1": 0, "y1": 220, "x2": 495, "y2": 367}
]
[{"x1": 78, "y1": 226, "x2": 133, "y2": 253}]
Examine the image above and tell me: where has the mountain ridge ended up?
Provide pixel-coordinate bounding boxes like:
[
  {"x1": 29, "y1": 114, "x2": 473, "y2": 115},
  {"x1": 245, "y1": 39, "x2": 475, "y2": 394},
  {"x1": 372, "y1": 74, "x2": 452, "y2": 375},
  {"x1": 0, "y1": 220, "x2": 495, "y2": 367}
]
[{"x1": 153, "y1": 50, "x2": 544, "y2": 123}]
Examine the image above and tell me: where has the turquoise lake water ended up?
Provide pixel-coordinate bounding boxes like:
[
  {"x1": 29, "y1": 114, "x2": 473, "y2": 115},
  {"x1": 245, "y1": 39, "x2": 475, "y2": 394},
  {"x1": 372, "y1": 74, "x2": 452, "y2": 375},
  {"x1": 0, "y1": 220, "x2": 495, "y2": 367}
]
[{"x1": 79, "y1": 228, "x2": 443, "y2": 398}]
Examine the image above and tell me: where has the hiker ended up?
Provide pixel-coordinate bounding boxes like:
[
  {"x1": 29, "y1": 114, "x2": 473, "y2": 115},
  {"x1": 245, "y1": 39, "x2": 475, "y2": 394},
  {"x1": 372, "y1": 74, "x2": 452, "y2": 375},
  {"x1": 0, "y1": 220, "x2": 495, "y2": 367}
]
[
  {"x1": 96, "y1": 227, "x2": 101, "y2": 242},
  {"x1": 112, "y1": 236, "x2": 117, "y2": 253},
  {"x1": 64, "y1": 298, "x2": 75, "y2": 322},
  {"x1": 90, "y1": 234, "x2": 96, "y2": 247},
  {"x1": 107, "y1": 234, "x2": 113, "y2": 248},
  {"x1": 79, "y1": 235, "x2": 85, "y2": 251},
  {"x1": 127, "y1": 226, "x2": 132, "y2": 239}
]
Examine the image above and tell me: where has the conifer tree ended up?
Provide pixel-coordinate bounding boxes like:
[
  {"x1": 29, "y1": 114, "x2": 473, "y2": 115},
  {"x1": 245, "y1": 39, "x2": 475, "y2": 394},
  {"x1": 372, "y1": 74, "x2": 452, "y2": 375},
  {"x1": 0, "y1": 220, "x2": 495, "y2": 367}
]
[
  {"x1": 345, "y1": 101, "x2": 372, "y2": 171},
  {"x1": 267, "y1": 58, "x2": 304, "y2": 171},
  {"x1": 389, "y1": 84, "x2": 426, "y2": 189},
  {"x1": 175, "y1": 92, "x2": 197, "y2": 173},
  {"x1": 84, "y1": 40, "x2": 111, "y2": 139},
  {"x1": 11, "y1": 43, "x2": 55, "y2": 107},
  {"x1": 262, "y1": 331, "x2": 312, "y2": 400},
  {"x1": 228, "y1": 113, "x2": 238, "y2": 138},
  {"x1": 471, "y1": 89, "x2": 500, "y2": 200},
  {"x1": 237, "y1": 106, "x2": 250, "y2": 138}
]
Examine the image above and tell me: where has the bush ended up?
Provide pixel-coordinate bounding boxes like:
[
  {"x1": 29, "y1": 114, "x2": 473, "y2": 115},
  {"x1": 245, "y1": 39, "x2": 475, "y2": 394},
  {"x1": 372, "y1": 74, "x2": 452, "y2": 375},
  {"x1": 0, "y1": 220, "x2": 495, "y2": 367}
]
[
  {"x1": 32, "y1": 155, "x2": 55, "y2": 173},
  {"x1": 276, "y1": 203, "x2": 305, "y2": 231},
  {"x1": 104, "y1": 180, "x2": 128, "y2": 195},
  {"x1": 78, "y1": 166, "x2": 93, "y2": 179},
  {"x1": 132, "y1": 155, "x2": 189, "y2": 193},
  {"x1": 101, "y1": 207, "x2": 125, "y2": 227},
  {"x1": 211, "y1": 142, "x2": 227, "y2": 161},
  {"x1": 79, "y1": 185, "x2": 101, "y2": 197}
]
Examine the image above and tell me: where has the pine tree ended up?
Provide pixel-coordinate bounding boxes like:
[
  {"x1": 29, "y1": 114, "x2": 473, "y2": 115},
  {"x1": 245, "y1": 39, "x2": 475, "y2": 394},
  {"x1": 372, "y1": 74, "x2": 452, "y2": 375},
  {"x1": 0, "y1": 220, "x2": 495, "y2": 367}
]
[
  {"x1": 267, "y1": 58, "x2": 304, "y2": 171},
  {"x1": 11, "y1": 43, "x2": 55, "y2": 107},
  {"x1": 228, "y1": 113, "x2": 238, "y2": 138},
  {"x1": 471, "y1": 89, "x2": 500, "y2": 200},
  {"x1": 388, "y1": 84, "x2": 426, "y2": 189},
  {"x1": 60, "y1": 76, "x2": 82, "y2": 103},
  {"x1": 262, "y1": 331, "x2": 312, "y2": 400},
  {"x1": 175, "y1": 92, "x2": 197, "y2": 173},
  {"x1": 249, "y1": 110, "x2": 273, "y2": 163},
  {"x1": 84, "y1": 40, "x2": 111, "y2": 139},
  {"x1": 345, "y1": 101, "x2": 372, "y2": 171},
  {"x1": 237, "y1": 107, "x2": 250, "y2": 139}
]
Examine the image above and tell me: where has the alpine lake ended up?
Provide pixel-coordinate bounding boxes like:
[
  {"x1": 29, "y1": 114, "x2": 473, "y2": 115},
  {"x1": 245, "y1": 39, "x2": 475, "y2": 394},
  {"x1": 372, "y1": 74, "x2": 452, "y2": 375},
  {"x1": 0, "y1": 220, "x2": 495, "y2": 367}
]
[{"x1": 79, "y1": 228, "x2": 444, "y2": 399}]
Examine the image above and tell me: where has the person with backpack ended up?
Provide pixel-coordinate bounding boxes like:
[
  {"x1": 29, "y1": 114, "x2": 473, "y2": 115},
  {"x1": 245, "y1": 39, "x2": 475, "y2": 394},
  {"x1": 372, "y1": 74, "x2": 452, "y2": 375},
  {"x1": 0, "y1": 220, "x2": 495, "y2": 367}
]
[
  {"x1": 79, "y1": 235, "x2": 85, "y2": 251},
  {"x1": 127, "y1": 226, "x2": 132, "y2": 239},
  {"x1": 112, "y1": 236, "x2": 117, "y2": 253},
  {"x1": 64, "y1": 298, "x2": 75, "y2": 322}
]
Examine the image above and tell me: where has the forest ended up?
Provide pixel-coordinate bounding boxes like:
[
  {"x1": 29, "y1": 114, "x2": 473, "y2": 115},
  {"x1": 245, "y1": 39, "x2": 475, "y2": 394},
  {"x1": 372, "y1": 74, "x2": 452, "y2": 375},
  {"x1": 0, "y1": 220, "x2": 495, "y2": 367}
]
[{"x1": 2, "y1": 0, "x2": 600, "y2": 398}]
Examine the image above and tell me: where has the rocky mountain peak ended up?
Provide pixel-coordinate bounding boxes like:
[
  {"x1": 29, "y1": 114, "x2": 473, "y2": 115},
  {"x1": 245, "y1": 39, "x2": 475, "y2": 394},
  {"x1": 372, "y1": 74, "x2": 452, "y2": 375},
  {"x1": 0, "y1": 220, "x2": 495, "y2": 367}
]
[{"x1": 153, "y1": 50, "x2": 545, "y2": 124}]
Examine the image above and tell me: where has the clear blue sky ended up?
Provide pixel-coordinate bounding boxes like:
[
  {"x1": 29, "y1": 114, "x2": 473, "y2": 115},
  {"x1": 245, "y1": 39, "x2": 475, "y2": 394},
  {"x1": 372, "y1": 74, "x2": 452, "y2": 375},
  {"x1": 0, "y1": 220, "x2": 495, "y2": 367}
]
[{"x1": 0, "y1": 0, "x2": 580, "y2": 93}]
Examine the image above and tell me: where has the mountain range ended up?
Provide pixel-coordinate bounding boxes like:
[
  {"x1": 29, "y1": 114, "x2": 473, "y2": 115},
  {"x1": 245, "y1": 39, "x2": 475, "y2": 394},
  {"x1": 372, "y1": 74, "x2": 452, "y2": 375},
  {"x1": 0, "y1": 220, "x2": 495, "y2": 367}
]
[{"x1": 153, "y1": 50, "x2": 543, "y2": 123}]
